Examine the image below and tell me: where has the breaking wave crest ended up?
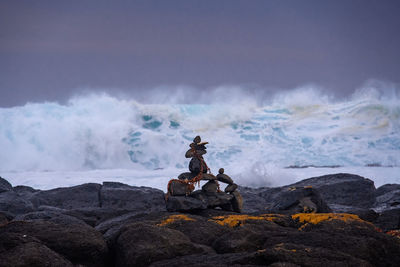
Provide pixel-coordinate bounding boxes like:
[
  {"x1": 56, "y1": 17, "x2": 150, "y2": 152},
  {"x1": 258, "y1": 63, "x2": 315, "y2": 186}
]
[{"x1": 1, "y1": 85, "x2": 399, "y2": 182}]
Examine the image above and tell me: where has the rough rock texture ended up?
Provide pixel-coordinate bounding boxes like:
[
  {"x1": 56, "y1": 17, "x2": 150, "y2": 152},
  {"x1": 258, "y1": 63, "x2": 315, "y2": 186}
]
[
  {"x1": 0, "y1": 177, "x2": 12, "y2": 193},
  {"x1": 202, "y1": 180, "x2": 219, "y2": 192},
  {"x1": 0, "y1": 191, "x2": 35, "y2": 216},
  {"x1": 0, "y1": 220, "x2": 108, "y2": 267},
  {"x1": 291, "y1": 173, "x2": 376, "y2": 210},
  {"x1": 0, "y1": 240, "x2": 74, "y2": 267},
  {"x1": 1, "y1": 175, "x2": 400, "y2": 266},
  {"x1": 115, "y1": 222, "x2": 208, "y2": 267},
  {"x1": 30, "y1": 183, "x2": 101, "y2": 209},
  {"x1": 374, "y1": 184, "x2": 400, "y2": 211},
  {"x1": 166, "y1": 195, "x2": 207, "y2": 212},
  {"x1": 100, "y1": 182, "x2": 165, "y2": 212},
  {"x1": 167, "y1": 180, "x2": 190, "y2": 196},
  {"x1": 225, "y1": 183, "x2": 238, "y2": 193}
]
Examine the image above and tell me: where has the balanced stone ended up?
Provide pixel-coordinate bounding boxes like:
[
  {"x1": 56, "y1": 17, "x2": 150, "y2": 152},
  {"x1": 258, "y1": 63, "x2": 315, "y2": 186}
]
[
  {"x1": 216, "y1": 168, "x2": 233, "y2": 185},
  {"x1": 224, "y1": 183, "x2": 238, "y2": 193},
  {"x1": 168, "y1": 180, "x2": 190, "y2": 196},
  {"x1": 189, "y1": 157, "x2": 208, "y2": 174},
  {"x1": 202, "y1": 181, "x2": 219, "y2": 193}
]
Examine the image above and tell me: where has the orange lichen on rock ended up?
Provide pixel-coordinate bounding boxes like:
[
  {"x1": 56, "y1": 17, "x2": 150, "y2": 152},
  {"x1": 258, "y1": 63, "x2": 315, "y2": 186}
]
[
  {"x1": 157, "y1": 214, "x2": 196, "y2": 226},
  {"x1": 209, "y1": 214, "x2": 285, "y2": 227},
  {"x1": 292, "y1": 213, "x2": 366, "y2": 230}
]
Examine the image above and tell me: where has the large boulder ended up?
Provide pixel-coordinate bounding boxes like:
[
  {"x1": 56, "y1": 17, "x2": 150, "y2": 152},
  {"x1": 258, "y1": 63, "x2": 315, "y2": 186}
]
[
  {"x1": 115, "y1": 222, "x2": 208, "y2": 267},
  {"x1": 0, "y1": 191, "x2": 35, "y2": 216},
  {"x1": 0, "y1": 220, "x2": 108, "y2": 267},
  {"x1": 269, "y1": 186, "x2": 332, "y2": 214},
  {"x1": 374, "y1": 184, "x2": 400, "y2": 211},
  {"x1": 30, "y1": 183, "x2": 101, "y2": 209},
  {"x1": 0, "y1": 177, "x2": 12, "y2": 193},
  {"x1": 0, "y1": 239, "x2": 74, "y2": 267},
  {"x1": 100, "y1": 182, "x2": 165, "y2": 212},
  {"x1": 289, "y1": 173, "x2": 376, "y2": 210}
]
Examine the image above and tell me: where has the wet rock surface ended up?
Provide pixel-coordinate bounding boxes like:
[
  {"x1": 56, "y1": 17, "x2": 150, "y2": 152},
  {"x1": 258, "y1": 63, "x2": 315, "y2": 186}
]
[{"x1": 0, "y1": 174, "x2": 400, "y2": 266}]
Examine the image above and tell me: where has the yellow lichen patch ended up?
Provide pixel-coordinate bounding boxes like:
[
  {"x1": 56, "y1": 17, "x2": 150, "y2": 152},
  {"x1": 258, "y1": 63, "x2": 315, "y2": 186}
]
[
  {"x1": 209, "y1": 214, "x2": 285, "y2": 227},
  {"x1": 291, "y1": 213, "x2": 365, "y2": 230},
  {"x1": 157, "y1": 214, "x2": 196, "y2": 226},
  {"x1": 303, "y1": 185, "x2": 313, "y2": 189}
]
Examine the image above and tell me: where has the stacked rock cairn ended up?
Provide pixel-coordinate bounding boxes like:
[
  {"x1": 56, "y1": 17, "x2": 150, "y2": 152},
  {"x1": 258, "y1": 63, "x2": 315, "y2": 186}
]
[{"x1": 166, "y1": 136, "x2": 243, "y2": 212}]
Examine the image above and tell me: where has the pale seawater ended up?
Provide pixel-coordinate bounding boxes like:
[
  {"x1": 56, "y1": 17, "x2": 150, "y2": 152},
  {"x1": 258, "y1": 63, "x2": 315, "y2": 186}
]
[{"x1": 1, "y1": 86, "x2": 399, "y2": 190}]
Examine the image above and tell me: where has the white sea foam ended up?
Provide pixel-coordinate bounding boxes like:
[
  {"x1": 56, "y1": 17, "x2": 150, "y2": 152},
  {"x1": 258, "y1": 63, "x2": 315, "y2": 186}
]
[{"x1": 1, "y1": 84, "x2": 399, "y2": 189}]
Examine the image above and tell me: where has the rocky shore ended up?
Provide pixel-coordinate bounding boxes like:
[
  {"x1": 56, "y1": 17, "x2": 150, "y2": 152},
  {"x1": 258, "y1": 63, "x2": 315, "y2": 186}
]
[{"x1": 0, "y1": 173, "x2": 399, "y2": 266}]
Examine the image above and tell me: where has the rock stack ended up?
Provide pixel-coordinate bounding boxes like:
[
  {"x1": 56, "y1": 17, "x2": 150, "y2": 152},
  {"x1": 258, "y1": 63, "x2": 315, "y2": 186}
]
[{"x1": 165, "y1": 136, "x2": 243, "y2": 213}]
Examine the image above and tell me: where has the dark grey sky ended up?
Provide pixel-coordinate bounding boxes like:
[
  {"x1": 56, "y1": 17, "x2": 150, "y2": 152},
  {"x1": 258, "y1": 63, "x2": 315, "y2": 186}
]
[{"x1": 1, "y1": 0, "x2": 400, "y2": 106}]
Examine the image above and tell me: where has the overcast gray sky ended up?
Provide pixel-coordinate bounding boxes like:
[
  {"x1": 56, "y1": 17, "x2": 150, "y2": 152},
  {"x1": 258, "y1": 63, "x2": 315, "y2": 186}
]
[{"x1": 1, "y1": 0, "x2": 400, "y2": 107}]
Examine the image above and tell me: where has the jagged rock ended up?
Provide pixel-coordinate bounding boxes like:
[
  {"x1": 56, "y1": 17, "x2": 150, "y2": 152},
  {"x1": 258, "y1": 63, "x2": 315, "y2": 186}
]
[
  {"x1": 0, "y1": 220, "x2": 108, "y2": 267},
  {"x1": 29, "y1": 183, "x2": 101, "y2": 209},
  {"x1": 202, "y1": 180, "x2": 219, "y2": 192},
  {"x1": 290, "y1": 173, "x2": 376, "y2": 210},
  {"x1": 225, "y1": 183, "x2": 238, "y2": 193},
  {"x1": 0, "y1": 191, "x2": 35, "y2": 216},
  {"x1": 167, "y1": 180, "x2": 190, "y2": 196},
  {"x1": 115, "y1": 222, "x2": 208, "y2": 267},
  {"x1": 166, "y1": 195, "x2": 207, "y2": 212},
  {"x1": 231, "y1": 191, "x2": 243, "y2": 213},
  {"x1": 0, "y1": 177, "x2": 12, "y2": 193},
  {"x1": 100, "y1": 182, "x2": 165, "y2": 211}
]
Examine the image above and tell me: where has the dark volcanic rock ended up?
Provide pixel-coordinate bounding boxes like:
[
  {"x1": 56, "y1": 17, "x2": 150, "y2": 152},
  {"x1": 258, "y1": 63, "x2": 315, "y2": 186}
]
[
  {"x1": 0, "y1": 177, "x2": 12, "y2": 193},
  {"x1": 167, "y1": 180, "x2": 190, "y2": 196},
  {"x1": 225, "y1": 183, "x2": 238, "y2": 193},
  {"x1": 30, "y1": 183, "x2": 101, "y2": 209},
  {"x1": 231, "y1": 191, "x2": 244, "y2": 213},
  {"x1": 14, "y1": 210, "x2": 89, "y2": 226},
  {"x1": 191, "y1": 190, "x2": 234, "y2": 208},
  {"x1": 100, "y1": 182, "x2": 165, "y2": 211},
  {"x1": 374, "y1": 208, "x2": 400, "y2": 231},
  {"x1": 166, "y1": 195, "x2": 207, "y2": 212},
  {"x1": 202, "y1": 180, "x2": 219, "y2": 192},
  {"x1": 0, "y1": 191, "x2": 35, "y2": 216},
  {"x1": 177, "y1": 172, "x2": 197, "y2": 180},
  {"x1": 189, "y1": 157, "x2": 207, "y2": 174},
  {"x1": 217, "y1": 173, "x2": 234, "y2": 185},
  {"x1": 0, "y1": 220, "x2": 108, "y2": 267},
  {"x1": 374, "y1": 184, "x2": 400, "y2": 211},
  {"x1": 270, "y1": 187, "x2": 332, "y2": 214},
  {"x1": 115, "y1": 222, "x2": 208, "y2": 267},
  {"x1": 0, "y1": 239, "x2": 74, "y2": 267},
  {"x1": 290, "y1": 173, "x2": 376, "y2": 210},
  {"x1": 147, "y1": 212, "x2": 400, "y2": 267}
]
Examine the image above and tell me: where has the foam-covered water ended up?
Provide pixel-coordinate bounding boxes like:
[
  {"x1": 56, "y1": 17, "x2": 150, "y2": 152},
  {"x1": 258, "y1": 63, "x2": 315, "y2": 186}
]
[{"x1": 1, "y1": 85, "x2": 399, "y2": 189}]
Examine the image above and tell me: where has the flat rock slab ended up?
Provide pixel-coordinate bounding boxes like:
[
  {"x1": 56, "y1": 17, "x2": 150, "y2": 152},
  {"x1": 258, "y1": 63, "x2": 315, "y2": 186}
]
[
  {"x1": 30, "y1": 183, "x2": 101, "y2": 210},
  {"x1": 100, "y1": 182, "x2": 165, "y2": 212}
]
